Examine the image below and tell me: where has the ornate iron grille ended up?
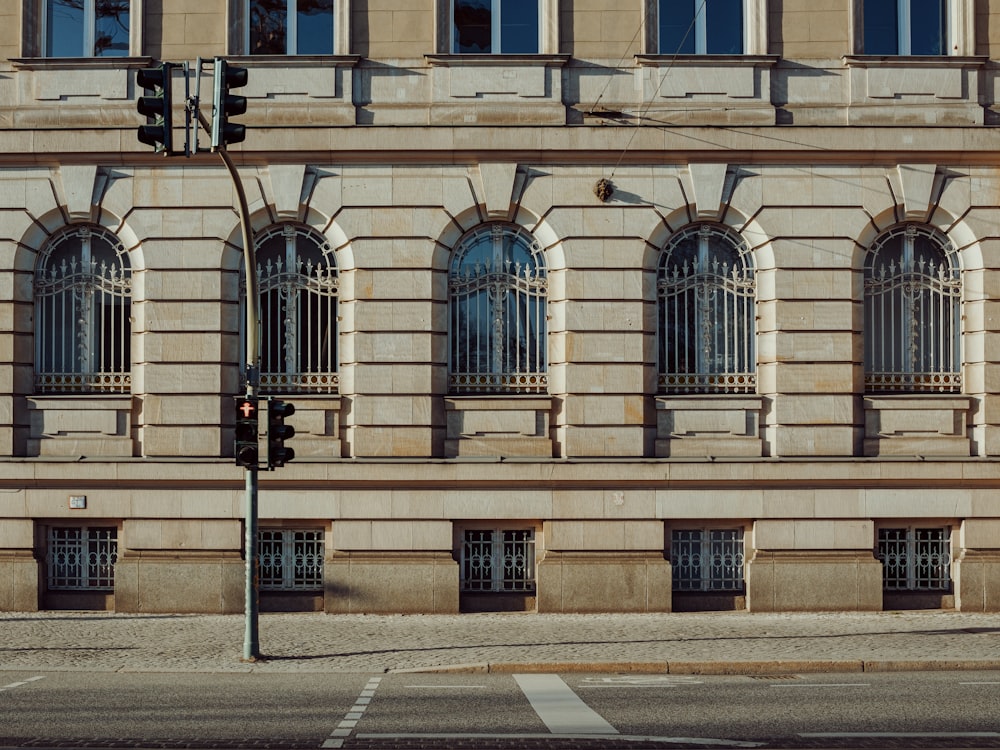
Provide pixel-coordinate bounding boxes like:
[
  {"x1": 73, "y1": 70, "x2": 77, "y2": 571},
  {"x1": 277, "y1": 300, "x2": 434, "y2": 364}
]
[
  {"x1": 258, "y1": 528, "x2": 325, "y2": 591},
  {"x1": 864, "y1": 225, "x2": 961, "y2": 393},
  {"x1": 671, "y1": 528, "x2": 745, "y2": 591},
  {"x1": 878, "y1": 527, "x2": 951, "y2": 590},
  {"x1": 34, "y1": 226, "x2": 131, "y2": 393},
  {"x1": 46, "y1": 526, "x2": 118, "y2": 590},
  {"x1": 449, "y1": 224, "x2": 547, "y2": 394},
  {"x1": 243, "y1": 224, "x2": 339, "y2": 394},
  {"x1": 461, "y1": 529, "x2": 536, "y2": 593},
  {"x1": 658, "y1": 225, "x2": 755, "y2": 394}
]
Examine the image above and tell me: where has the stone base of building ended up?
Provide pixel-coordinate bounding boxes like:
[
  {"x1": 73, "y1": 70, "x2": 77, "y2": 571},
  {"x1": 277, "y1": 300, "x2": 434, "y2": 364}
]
[
  {"x1": 536, "y1": 551, "x2": 672, "y2": 613},
  {"x1": 746, "y1": 551, "x2": 883, "y2": 611},
  {"x1": 114, "y1": 553, "x2": 245, "y2": 614},
  {"x1": 325, "y1": 551, "x2": 459, "y2": 614},
  {"x1": 954, "y1": 551, "x2": 1000, "y2": 612},
  {"x1": 0, "y1": 552, "x2": 40, "y2": 611}
]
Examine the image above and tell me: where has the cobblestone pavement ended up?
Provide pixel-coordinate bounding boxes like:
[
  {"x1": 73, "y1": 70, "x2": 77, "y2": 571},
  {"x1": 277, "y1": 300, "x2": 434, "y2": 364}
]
[{"x1": 2, "y1": 610, "x2": 1000, "y2": 674}]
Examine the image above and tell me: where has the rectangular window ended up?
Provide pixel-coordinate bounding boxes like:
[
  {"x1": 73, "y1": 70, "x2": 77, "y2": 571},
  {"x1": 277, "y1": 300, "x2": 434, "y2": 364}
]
[
  {"x1": 258, "y1": 529, "x2": 325, "y2": 591},
  {"x1": 44, "y1": 0, "x2": 130, "y2": 57},
  {"x1": 461, "y1": 529, "x2": 535, "y2": 592},
  {"x1": 249, "y1": 0, "x2": 335, "y2": 55},
  {"x1": 877, "y1": 527, "x2": 951, "y2": 590},
  {"x1": 864, "y1": 0, "x2": 947, "y2": 55},
  {"x1": 659, "y1": 0, "x2": 744, "y2": 55},
  {"x1": 46, "y1": 527, "x2": 118, "y2": 590},
  {"x1": 452, "y1": 0, "x2": 539, "y2": 54},
  {"x1": 671, "y1": 529, "x2": 745, "y2": 591}
]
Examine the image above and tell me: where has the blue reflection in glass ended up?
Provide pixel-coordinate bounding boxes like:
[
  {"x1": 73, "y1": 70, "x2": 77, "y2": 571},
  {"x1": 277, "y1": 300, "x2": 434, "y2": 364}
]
[
  {"x1": 297, "y1": 0, "x2": 334, "y2": 54},
  {"x1": 46, "y1": 0, "x2": 84, "y2": 57},
  {"x1": 251, "y1": 0, "x2": 288, "y2": 54},
  {"x1": 95, "y1": 0, "x2": 130, "y2": 56},
  {"x1": 659, "y1": 0, "x2": 696, "y2": 54},
  {"x1": 706, "y1": 0, "x2": 742, "y2": 54},
  {"x1": 864, "y1": 0, "x2": 899, "y2": 54}
]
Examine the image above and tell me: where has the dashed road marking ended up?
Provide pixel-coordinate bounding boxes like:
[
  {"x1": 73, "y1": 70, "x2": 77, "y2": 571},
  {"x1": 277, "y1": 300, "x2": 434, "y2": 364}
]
[
  {"x1": 320, "y1": 676, "x2": 381, "y2": 749},
  {"x1": 0, "y1": 676, "x2": 45, "y2": 692}
]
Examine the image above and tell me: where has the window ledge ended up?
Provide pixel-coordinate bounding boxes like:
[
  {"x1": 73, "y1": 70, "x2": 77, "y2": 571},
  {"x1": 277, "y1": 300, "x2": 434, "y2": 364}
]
[
  {"x1": 11, "y1": 56, "x2": 153, "y2": 71},
  {"x1": 222, "y1": 55, "x2": 361, "y2": 68},
  {"x1": 636, "y1": 55, "x2": 779, "y2": 67},
  {"x1": 843, "y1": 55, "x2": 988, "y2": 68},
  {"x1": 425, "y1": 54, "x2": 570, "y2": 68}
]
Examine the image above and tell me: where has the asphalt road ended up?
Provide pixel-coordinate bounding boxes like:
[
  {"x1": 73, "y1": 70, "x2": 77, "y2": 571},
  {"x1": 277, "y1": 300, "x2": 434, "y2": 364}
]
[{"x1": 2, "y1": 669, "x2": 999, "y2": 749}]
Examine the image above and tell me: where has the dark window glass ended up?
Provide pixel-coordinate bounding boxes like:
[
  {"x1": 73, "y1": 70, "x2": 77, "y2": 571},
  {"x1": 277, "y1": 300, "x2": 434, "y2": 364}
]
[
  {"x1": 706, "y1": 0, "x2": 742, "y2": 54},
  {"x1": 251, "y1": 0, "x2": 288, "y2": 54},
  {"x1": 660, "y1": 0, "x2": 696, "y2": 54},
  {"x1": 297, "y1": 0, "x2": 334, "y2": 54},
  {"x1": 454, "y1": 0, "x2": 491, "y2": 53},
  {"x1": 910, "y1": 0, "x2": 946, "y2": 54},
  {"x1": 864, "y1": 0, "x2": 898, "y2": 54},
  {"x1": 500, "y1": 0, "x2": 538, "y2": 53}
]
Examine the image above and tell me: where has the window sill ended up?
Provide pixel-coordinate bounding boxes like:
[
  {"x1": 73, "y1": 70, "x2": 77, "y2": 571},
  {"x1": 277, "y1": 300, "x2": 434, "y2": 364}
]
[
  {"x1": 843, "y1": 55, "x2": 988, "y2": 68},
  {"x1": 425, "y1": 54, "x2": 570, "y2": 67},
  {"x1": 222, "y1": 55, "x2": 360, "y2": 68},
  {"x1": 11, "y1": 56, "x2": 153, "y2": 71},
  {"x1": 635, "y1": 54, "x2": 778, "y2": 67}
]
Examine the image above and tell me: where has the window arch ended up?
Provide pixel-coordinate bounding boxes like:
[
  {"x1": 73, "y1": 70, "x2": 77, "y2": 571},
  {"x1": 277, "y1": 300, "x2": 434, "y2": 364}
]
[
  {"x1": 34, "y1": 225, "x2": 131, "y2": 393},
  {"x1": 657, "y1": 224, "x2": 755, "y2": 394},
  {"x1": 448, "y1": 223, "x2": 547, "y2": 394},
  {"x1": 243, "y1": 224, "x2": 339, "y2": 393},
  {"x1": 864, "y1": 224, "x2": 960, "y2": 393}
]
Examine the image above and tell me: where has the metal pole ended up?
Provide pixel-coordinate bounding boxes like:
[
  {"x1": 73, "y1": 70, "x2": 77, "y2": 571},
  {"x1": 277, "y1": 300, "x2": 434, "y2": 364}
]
[{"x1": 201, "y1": 109, "x2": 261, "y2": 661}]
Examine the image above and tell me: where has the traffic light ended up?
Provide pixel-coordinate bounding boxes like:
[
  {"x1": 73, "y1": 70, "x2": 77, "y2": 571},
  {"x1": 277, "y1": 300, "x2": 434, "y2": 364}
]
[
  {"x1": 234, "y1": 396, "x2": 260, "y2": 469},
  {"x1": 266, "y1": 399, "x2": 295, "y2": 469},
  {"x1": 136, "y1": 63, "x2": 176, "y2": 154},
  {"x1": 211, "y1": 59, "x2": 248, "y2": 150}
]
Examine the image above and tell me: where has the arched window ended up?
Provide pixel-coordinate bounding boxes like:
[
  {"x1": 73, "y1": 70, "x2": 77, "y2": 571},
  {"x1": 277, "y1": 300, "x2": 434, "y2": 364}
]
[
  {"x1": 657, "y1": 224, "x2": 755, "y2": 394},
  {"x1": 34, "y1": 225, "x2": 131, "y2": 393},
  {"x1": 864, "y1": 224, "x2": 960, "y2": 393},
  {"x1": 448, "y1": 223, "x2": 547, "y2": 394},
  {"x1": 244, "y1": 224, "x2": 339, "y2": 393}
]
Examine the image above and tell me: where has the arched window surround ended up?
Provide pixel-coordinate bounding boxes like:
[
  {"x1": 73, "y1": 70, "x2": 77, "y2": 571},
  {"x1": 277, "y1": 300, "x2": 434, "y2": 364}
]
[
  {"x1": 657, "y1": 223, "x2": 756, "y2": 394},
  {"x1": 447, "y1": 222, "x2": 547, "y2": 395},
  {"x1": 863, "y1": 223, "x2": 961, "y2": 394},
  {"x1": 33, "y1": 224, "x2": 131, "y2": 394},
  {"x1": 241, "y1": 223, "x2": 340, "y2": 394}
]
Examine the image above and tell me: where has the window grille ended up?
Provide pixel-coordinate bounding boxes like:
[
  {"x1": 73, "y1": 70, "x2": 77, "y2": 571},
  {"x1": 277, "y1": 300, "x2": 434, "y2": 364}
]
[
  {"x1": 878, "y1": 527, "x2": 951, "y2": 590},
  {"x1": 43, "y1": 0, "x2": 131, "y2": 57},
  {"x1": 863, "y1": 0, "x2": 947, "y2": 55},
  {"x1": 34, "y1": 226, "x2": 132, "y2": 394},
  {"x1": 243, "y1": 224, "x2": 339, "y2": 394},
  {"x1": 449, "y1": 224, "x2": 547, "y2": 394},
  {"x1": 248, "y1": 0, "x2": 335, "y2": 54},
  {"x1": 258, "y1": 529, "x2": 325, "y2": 591},
  {"x1": 659, "y1": 0, "x2": 745, "y2": 55},
  {"x1": 864, "y1": 225, "x2": 960, "y2": 393},
  {"x1": 671, "y1": 529, "x2": 745, "y2": 592},
  {"x1": 46, "y1": 527, "x2": 118, "y2": 591},
  {"x1": 461, "y1": 529, "x2": 536, "y2": 593},
  {"x1": 452, "y1": 0, "x2": 539, "y2": 54},
  {"x1": 658, "y1": 225, "x2": 755, "y2": 394}
]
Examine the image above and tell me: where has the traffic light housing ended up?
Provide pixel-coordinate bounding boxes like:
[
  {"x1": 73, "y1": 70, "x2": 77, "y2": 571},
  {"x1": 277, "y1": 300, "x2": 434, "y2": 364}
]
[
  {"x1": 136, "y1": 63, "x2": 176, "y2": 154},
  {"x1": 234, "y1": 396, "x2": 260, "y2": 469},
  {"x1": 211, "y1": 59, "x2": 248, "y2": 150},
  {"x1": 266, "y1": 398, "x2": 295, "y2": 469}
]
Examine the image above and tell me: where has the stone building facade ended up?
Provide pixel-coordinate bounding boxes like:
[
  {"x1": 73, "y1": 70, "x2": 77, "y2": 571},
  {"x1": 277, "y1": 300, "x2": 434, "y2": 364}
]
[{"x1": 1, "y1": 0, "x2": 999, "y2": 614}]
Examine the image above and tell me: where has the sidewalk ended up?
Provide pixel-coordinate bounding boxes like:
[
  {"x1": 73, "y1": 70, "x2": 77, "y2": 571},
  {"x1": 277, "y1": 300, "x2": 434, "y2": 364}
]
[{"x1": 2, "y1": 610, "x2": 1000, "y2": 675}]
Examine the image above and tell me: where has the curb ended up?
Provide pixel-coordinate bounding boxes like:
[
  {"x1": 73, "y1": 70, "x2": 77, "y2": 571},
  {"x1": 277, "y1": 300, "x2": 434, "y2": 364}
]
[{"x1": 391, "y1": 659, "x2": 1000, "y2": 675}]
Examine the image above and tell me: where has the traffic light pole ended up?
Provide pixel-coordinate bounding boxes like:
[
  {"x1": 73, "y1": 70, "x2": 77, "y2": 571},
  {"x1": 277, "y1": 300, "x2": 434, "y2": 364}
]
[{"x1": 205, "y1": 114, "x2": 261, "y2": 661}]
